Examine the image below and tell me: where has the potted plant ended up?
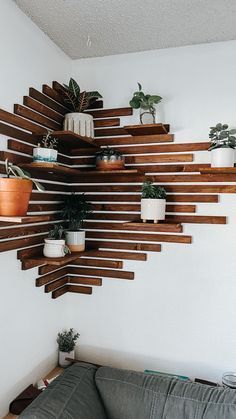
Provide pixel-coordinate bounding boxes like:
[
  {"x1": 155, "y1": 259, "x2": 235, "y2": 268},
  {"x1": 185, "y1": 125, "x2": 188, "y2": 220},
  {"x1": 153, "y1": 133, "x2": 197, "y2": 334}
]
[
  {"x1": 209, "y1": 123, "x2": 236, "y2": 167},
  {"x1": 33, "y1": 131, "x2": 58, "y2": 164},
  {"x1": 0, "y1": 159, "x2": 44, "y2": 216},
  {"x1": 43, "y1": 224, "x2": 70, "y2": 258},
  {"x1": 57, "y1": 328, "x2": 80, "y2": 367},
  {"x1": 141, "y1": 181, "x2": 166, "y2": 223},
  {"x1": 129, "y1": 82, "x2": 162, "y2": 124},
  {"x1": 95, "y1": 147, "x2": 125, "y2": 170},
  {"x1": 60, "y1": 78, "x2": 102, "y2": 138},
  {"x1": 62, "y1": 193, "x2": 92, "y2": 252}
]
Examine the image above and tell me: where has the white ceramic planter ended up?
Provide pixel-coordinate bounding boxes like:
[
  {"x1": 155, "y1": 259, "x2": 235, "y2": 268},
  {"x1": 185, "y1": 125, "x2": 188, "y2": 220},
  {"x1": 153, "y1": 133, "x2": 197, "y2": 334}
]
[
  {"x1": 141, "y1": 198, "x2": 166, "y2": 222},
  {"x1": 64, "y1": 113, "x2": 94, "y2": 138},
  {"x1": 58, "y1": 350, "x2": 75, "y2": 368},
  {"x1": 211, "y1": 148, "x2": 235, "y2": 167},
  {"x1": 66, "y1": 230, "x2": 85, "y2": 252},
  {"x1": 33, "y1": 147, "x2": 57, "y2": 163},
  {"x1": 43, "y1": 239, "x2": 66, "y2": 258}
]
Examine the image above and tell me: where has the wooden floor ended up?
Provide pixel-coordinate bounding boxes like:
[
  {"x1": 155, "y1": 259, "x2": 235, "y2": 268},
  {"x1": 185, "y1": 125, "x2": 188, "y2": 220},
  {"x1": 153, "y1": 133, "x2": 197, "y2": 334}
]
[{"x1": 4, "y1": 367, "x2": 63, "y2": 418}]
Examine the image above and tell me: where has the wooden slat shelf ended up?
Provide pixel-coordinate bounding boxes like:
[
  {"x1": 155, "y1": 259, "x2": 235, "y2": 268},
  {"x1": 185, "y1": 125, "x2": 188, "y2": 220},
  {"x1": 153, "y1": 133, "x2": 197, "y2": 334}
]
[
  {"x1": 24, "y1": 252, "x2": 85, "y2": 269},
  {"x1": 199, "y1": 167, "x2": 236, "y2": 174},
  {"x1": 124, "y1": 123, "x2": 170, "y2": 136},
  {"x1": 0, "y1": 215, "x2": 57, "y2": 224},
  {"x1": 20, "y1": 162, "x2": 81, "y2": 176},
  {"x1": 52, "y1": 130, "x2": 100, "y2": 150},
  {"x1": 75, "y1": 169, "x2": 140, "y2": 175},
  {"x1": 123, "y1": 220, "x2": 183, "y2": 232}
]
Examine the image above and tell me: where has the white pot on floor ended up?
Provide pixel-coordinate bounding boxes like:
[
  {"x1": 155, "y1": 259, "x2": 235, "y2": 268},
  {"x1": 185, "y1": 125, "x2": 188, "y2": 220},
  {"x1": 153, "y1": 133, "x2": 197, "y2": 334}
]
[
  {"x1": 211, "y1": 148, "x2": 235, "y2": 167},
  {"x1": 58, "y1": 350, "x2": 75, "y2": 368},
  {"x1": 43, "y1": 239, "x2": 66, "y2": 258},
  {"x1": 141, "y1": 199, "x2": 166, "y2": 222},
  {"x1": 66, "y1": 230, "x2": 85, "y2": 252},
  {"x1": 33, "y1": 147, "x2": 57, "y2": 163},
  {"x1": 64, "y1": 113, "x2": 94, "y2": 138}
]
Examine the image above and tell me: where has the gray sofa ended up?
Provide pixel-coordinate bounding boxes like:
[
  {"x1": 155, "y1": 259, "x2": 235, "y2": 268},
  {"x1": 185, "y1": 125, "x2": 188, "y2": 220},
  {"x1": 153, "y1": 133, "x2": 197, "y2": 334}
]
[{"x1": 19, "y1": 362, "x2": 236, "y2": 418}]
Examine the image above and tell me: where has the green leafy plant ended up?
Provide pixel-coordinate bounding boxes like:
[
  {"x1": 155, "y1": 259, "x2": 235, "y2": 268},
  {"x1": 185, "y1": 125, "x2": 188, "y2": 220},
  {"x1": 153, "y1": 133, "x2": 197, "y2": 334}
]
[
  {"x1": 96, "y1": 147, "x2": 123, "y2": 160},
  {"x1": 141, "y1": 181, "x2": 166, "y2": 199},
  {"x1": 48, "y1": 224, "x2": 65, "y2": 240},
  {"x1": 57, "y1": 328, "x2": 80, "y2": 352},
  {"x1": 129, "y1": 83, "x2": 162, "y2": 122},
  {"x1": 38, "y1": 131, "x2": 58, "y2": 149},
  {"x1": 61, "y1": 193, "x2": 92, "y2": 231},
  {"x1": 4, "y1": 159, "x2": 44, "y2": 192},
  {"x1": 209, "y1": 123, "x2": 236, "y2": 151},
  {"x1": 60, "y1": 78, "x2": 102, "y2": 112}
]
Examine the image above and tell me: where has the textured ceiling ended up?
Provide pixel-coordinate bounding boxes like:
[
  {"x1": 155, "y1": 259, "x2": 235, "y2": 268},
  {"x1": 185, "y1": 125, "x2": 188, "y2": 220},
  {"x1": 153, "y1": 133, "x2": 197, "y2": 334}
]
[{"x1": 14, "y1": 0, "x2": 236, "y2": 59}]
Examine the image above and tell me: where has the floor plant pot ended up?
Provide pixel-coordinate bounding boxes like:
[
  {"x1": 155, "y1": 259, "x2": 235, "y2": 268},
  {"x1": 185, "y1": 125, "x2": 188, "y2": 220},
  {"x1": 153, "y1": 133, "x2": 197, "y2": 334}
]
[
  {"x1": 66, "y1": 230, "x2": 85, "y2": 252},
  {"x1": 58, "y1": 350, "x2": 74, "y2": 367},
  {"x1": 33, "y1": 147, "x2": 58, "y2": 163},
  {"x1": 211, "y1": 148, "x2": 235, "y2": 167},
  {"x1": 64, "y1": 113, "x2": 94, "y2": 138},
  {"x1": 0, "y1": 178, "x2": 32, "y2": 216},
  {"x1": 43, "y1": 239, "x2": 66, "y2": 258},
  {"x1": 141, "y1": 198, "x2": 166, "y2": 223}
]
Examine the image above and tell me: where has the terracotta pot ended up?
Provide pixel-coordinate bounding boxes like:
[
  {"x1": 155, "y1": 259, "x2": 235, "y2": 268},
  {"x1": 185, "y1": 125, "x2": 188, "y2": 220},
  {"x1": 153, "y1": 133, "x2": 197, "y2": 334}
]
[{"x1": 0, "y1": 178, "x2": 33, "y2": 216}]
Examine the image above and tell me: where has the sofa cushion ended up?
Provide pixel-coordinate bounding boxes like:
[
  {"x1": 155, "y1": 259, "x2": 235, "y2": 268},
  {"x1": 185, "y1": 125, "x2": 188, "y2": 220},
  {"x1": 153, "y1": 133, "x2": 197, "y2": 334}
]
[
  {"x1": 19, "y1": 363, "x2": 107, "y2": 419},
  {"x1": 95, "y1": 366, "x2": 236, "y2": 419}
]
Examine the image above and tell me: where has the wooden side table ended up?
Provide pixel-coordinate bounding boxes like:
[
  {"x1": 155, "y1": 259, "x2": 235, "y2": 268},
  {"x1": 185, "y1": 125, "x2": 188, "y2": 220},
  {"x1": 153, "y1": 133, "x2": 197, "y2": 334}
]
[{"x1": 4, "y1": 366, "x2": 63, "y2": 419}]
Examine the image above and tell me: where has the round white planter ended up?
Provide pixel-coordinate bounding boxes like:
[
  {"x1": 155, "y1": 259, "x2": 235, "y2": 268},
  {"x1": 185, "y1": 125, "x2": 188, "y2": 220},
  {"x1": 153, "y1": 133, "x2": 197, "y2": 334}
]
[
  {"x1": 211, "y1": 148, "x2": 235, "y2": 167},
  {"x1": 141, "y1": 199, "x2": 166, "y2": 223},
  {"x1": 64, "y1": 113, "x2": 94, "y2": 138},
  {"x1": 33, "y1": 147, "x2": 57, "y2": 163},
  {"x1": 58, "y1": 350, "x2": 75, "y2": 368},
  {"x1": 43, "y1": 239, "x2": 66, "y2": 258},
  {"x1": 66, "y1": 230, "x2": 85, "y2": 252}
]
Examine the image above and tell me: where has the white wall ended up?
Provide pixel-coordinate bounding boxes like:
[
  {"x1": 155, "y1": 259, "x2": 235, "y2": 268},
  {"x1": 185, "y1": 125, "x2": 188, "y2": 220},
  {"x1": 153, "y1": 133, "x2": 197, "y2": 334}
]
[
  {"x1": 68, "y1": 41, "x2": 236, "y2": 383},
  {"x1": 0, "y1": 1, "x2": 71, "y2": 415}
]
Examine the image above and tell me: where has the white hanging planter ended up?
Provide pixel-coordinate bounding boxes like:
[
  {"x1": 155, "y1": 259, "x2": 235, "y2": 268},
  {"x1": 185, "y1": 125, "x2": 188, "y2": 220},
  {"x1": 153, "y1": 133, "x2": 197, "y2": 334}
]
[
  {"x1": 33, "y1": 147, "x2": 58, "y2": 163},
  {"x1": 43, "y1": 239, "x2": 66, "y2": 258},
  {"x1": 66, "y1": 230, "x2": 85, "y2": 252},
  {"x1": 141, "y1": 198, "x2": 166, "y2": 223},
  {"x1": 58, "y1": 350, "x2": 75, "y2": 368},
  {"x1": 211, "y1": 148, "x2": 235, "y2": 167},
  {"x1": 64, "y1": 113, "x2": 94, "y2": 138}
]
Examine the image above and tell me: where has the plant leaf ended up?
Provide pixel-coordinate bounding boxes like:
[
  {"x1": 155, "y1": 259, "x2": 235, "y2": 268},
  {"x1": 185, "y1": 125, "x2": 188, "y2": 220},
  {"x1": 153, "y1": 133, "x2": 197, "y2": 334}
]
[{"x1": 68, "y1": 78, "x2": 80, "y2": 96}]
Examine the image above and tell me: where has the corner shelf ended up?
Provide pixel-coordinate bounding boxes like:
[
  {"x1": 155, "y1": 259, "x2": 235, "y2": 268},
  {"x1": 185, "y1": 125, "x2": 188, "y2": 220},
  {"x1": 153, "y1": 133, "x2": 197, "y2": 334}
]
[
  {"x1": 20, "y1": 162, "x2": 81, "y2": 176},
  {"x1": 124, "y1": 123, "x2": 170, "y2": 136},
  {"x1": 75, "y1": 169, "x2": 140, "y2": 175},
  {"x1": 24, "y1": 252, "x2": 84, "y2": 268},
  {"x1": 52, "y1": 130, "x2": 99, "y2": 150},
  {"x1": 0, "y1": 215, "x2": 58, "y2": 224},
  {"x1": 199, "y1": 167, "x2": 236, "y2": 174}
]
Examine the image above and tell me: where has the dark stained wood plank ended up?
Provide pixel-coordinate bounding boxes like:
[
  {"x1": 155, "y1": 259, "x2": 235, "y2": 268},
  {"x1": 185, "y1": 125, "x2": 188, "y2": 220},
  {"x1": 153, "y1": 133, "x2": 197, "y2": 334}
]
[
  {"x1": 95, "y1": 127, "x2": 127, "y2": 137},
  {"x1": 0, "y1": 108, "x2": 46, "y2": 134},
  {"x1": 42, "y1": 84, "x2": 70, "y2": 108},
  {"x1": 199, "y1": 167, "x2": 236, "y2": 174},
  {"x1": 86, "y1": 240, "x2": 161, "y2": 252},
  {"x1": 0, "y1": 121, "x2": 38, "y2": 144},
  {"x1": 52, "y1": 285, "x2": 69, "y2": 299},
  {"x1": 74, "y1": 257, "x2": 123, "y2": 269},
  {"x1": 45, "y1": 276, "x2": 68, "y2": 292},
  {"x1": 36, "y1": 267, "x2": 68, "y2": 286},
  {"x1": 125, "y1": 123, "x2": 169, "y2": 136},
  {"x1": 83, "y1": 193, "x2": 218, "y2": 203},
  {"x1": 14, "y1": 104, "x2": 61, "y2": 131},
  {"x1": 69, "y1": 266, "x2": 134, "y2": 280},
  {"x1": 109, "y1": 142, "x2": 209, "y2": 155},
  {"x1": 68, "y1": 276, "x2": 102, "y2": 286},
  {"x1": 67, "y1": 284, "x2": 93, "y2": 294},
  {"x1": 93, "y1": 134, "x2": 174, "y2": 146},
  {"x1": 71, "y1": 153, "x2": 194, "y2": 166},
  {"x1": 84, "y1": 250, "x2": 147, "y2": 261},
  {"x1": 0, "y1": 223, "x2": 54, "y2": 241},
  {"x1": 30, "y1": 192, "x2": 66, "y2": 202},
  {"x1": 26, "y1": 252, "x2": 87, "y2": 269},
  {"x1": 23, "y1": 96, "x2": 64, "y2": 124},
  {"x1": 0, "y1": 215, "x2": 58, "y2": 225},
  {"x1": 0, "y1": 234, "x2": 47, "y2": 253},
  {"x1": 147, "y1": 174, "x2": 236, "y2": 183},
  {"x1": 74, "y1": 184, "x2": 236, "y2": 193},
  {"x1": 85, "y1": 231, "x2": 191, "y2": 244},
  {"x1": 94, "y1": 118, "x2": 120, "y2": 128},
  {"x1": 52, "y1": 130, "x2": 98, "y2": 150},
  {"x1": 84, "y1": 221, "x2": 183, "y2": 232},
  {"x1": 128, "y1": 164, "x2": 211, "y2": 173},
  {"x1": 88, "y1": 203, "x2": 196, "y2": 213},
  {"x1": 166, "y1": 215, "x2": 227, "y2": 224},
  {"x1": 28, "y1": 203, "x2": 62, "y2": 212},
  {"x1": 87, "y1": 107, "x2": 133, "y2": 118},
  {"x1": 29, "y1": 87, "x2": 68, "y2": 115},
  {"x1": 17, "y1": 245, "x2": 43, "y2": 260}
]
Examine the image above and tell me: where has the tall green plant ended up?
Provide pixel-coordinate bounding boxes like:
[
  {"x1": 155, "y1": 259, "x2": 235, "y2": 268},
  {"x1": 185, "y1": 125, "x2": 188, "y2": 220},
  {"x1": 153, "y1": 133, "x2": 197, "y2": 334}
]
[
  {"x1": 57, "y1": 328, "x2": 80, "y2": 352},
  {"x1": 141, "y1": 181, "x2": 166, "y2": 199},
  {"x1": 62, "y1": 193, "x2": 92, "y2": 231},
  {"x1": 60, "y1": 78, "x2": 102, "y2": 112}
]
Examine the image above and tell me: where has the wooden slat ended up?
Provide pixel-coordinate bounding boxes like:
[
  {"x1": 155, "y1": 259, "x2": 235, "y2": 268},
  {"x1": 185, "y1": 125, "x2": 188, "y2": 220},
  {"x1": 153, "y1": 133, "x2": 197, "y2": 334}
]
[
  {"x1": 36, "y1": 267, "x2": 68, "y2": 286},
  {"x1": 52, "y1": 285, "x2": 69, "y2": 299},
  {"x1": 14, "y1": 104, "x2": 61, "y2": 131},
  {"x1": 17, "y1": 245, "x2": 43, "y2": 260},
  {"x1": 74, "y1": 257, "x2": 123, "y2": 269},
  {"x1": 83, "y1": 193, "x2": 218, "y2": 203},
  {"x1": 94, "y1": 134, "x2": 174, "y2": 146},
  {"x1": 0, "y1": 121, "x2": 37, "y2": 144},
  {"x1": 0, "y1": 234, "x2": 47, "y2": 253},
  {"x1": 87, "y1": 107, "x2": 133, "y2": 118},
  {"x1": 89, "y1": 203, "x2": 196, "y2": 213},
  {"x1": 0, "y1": 215, "x2": 58, "y2": 224},
  {"x1": 0, "y1": 150, "x2": 31, "y2": 164},
  {"x1": 108, "y1": 142, "x2": 209, "y2": 155},
  {"x1": 70, "y1": 153, "x2": 194, "y2": 166},
  {"x1": 94, "y1": 127, "x2": 127, "y2": 137},
  {"x1": 199, "y1": 167, "x2": 236, "y2": 174},
  {"x1": 74, "y1": 184, "x2": 236, "y2": 193},
  {"x1": 166, "y1": 215, "x2": 227, "y2": 224},
  {"x1": 28, "y1": 203, "x2": 62, "y2": 212},
  {"x1": 23, "y1": 96, "x2": 64, "y2": 124},
  {"x1": 29, "y1": 87, "x2": 68, "y2": 115},
  {"x1": 147, "y1": 174, "x2": 236, "y2": 183},
  {"x1": 30, "y1": 192, "x2": 65, "y2": 202},
  {"x1": 124, "y1": 123, "x2": 170, "y2": 136},
  {"x1": 84, "y1": 221, "x2": 183, "y2": 232},
  {"x1": 129, "y1": 164, "x2": 211, "y2": 173},
  {"x1": 85, "y1": 231, "x2": 191, "y2": 244},
  {"x1": 69, "y1": 266, "x2": 134, "y2": 280},
  {"x1": 94, "y1": 118, "x2": 120, "y2": 128},
  {"x1": 67, "y1": 284, "x2": 93, "y2": 295},
  {"x1": 0, "y1": 108, "x2": 46, "y2": 134},
  {"x1": 84, "y1": 250, "x2": 147, "y2": 261},
  {"x1": 25, "y1": 252, "x2": 86, "y2": 269},
  {"x1": 68, "y1": 276, "x2": 102, "y2": 286},
  {"x1": 0, "y1": 223, "x2": 53, "y2": 240},
  {"x1": 86, "y1": 240, "x2": 161, "y2": 252},
  {"x1": 45, "y1": 276, "x2": 68, "y2": 292},
  {"x1": 42, "y1": 85, "x2": 70, "y2": 108}
]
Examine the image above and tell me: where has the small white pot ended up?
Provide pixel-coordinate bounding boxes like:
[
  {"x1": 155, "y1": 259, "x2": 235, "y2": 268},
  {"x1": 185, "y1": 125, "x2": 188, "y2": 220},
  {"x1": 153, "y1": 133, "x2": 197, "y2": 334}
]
[
  {"x1": 43, "y1": 239, "x2": 66, "y2": 258},
  {"x1": 211, "y1": 148, "x2": 235, "y2": 167},
  {"x1": 141, "y1": 199, "x2": 166, "y2": 222},
  {"x1": 58, "y1": 350, "x2": 75, "y2": 368},
  {"x1": 64, "y1": 113, "x2": 94, "y2": 138},
  {"x1": 33, "y1": 147, "x2": 57, "y2": 163},
  {"x1": 66, "y1": 230, "x2": 85, "y2": 252}
]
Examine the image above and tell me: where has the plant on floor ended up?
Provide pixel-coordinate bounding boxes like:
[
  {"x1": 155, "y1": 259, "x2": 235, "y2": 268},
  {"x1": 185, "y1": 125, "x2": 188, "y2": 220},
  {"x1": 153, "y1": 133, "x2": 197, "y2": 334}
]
[
  {"x1": 57, "y1": 328, "x2": 80, "y2": 352},
  {"x1": 129, "y1": 82, "x2": 162, "y2": 124},
  {"x1": 61, "y1": 193, "x2": 92, "y2": 252},
  {"x1": 208, "y1": 123, "x2": 236, "y2": 151},
  {"x1": 60, "y1": 78, "x2": 102, "y2": 113},
  {"x1": 95, "y1": 147, "x2": 125, "y2": 170},
  {"x1": 141, "y1": 181, "x2": 166, "y2": 199}
]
